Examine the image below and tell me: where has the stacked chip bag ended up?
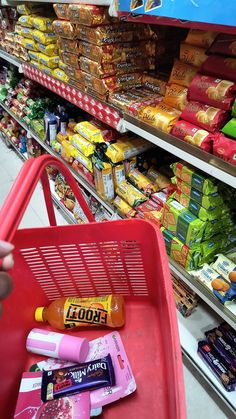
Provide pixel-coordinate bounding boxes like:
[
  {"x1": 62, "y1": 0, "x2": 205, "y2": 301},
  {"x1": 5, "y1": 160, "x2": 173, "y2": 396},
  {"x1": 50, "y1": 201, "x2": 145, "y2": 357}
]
[
  {"x1": 160, "y1": 161, "x2": 236, "y2": 270},
  {"x1": 171, "y1": 274, "x2": 198, "y2": 317},
  {"x1": 198, "y1": 321, "x2": 236, "y2": 391}
]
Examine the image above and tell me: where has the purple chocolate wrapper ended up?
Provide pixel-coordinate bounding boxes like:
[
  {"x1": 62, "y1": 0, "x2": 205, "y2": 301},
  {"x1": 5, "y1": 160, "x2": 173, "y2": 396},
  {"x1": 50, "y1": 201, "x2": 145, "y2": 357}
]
[
  {"x1": 41, "y1": 353, "x2": 115, "y2": 402},
  {"x1": 219, "y1": 323, "x2": 236, "y2": 350},
  {"x1": 198, "y1": 340, "x2": 236, "y2": 392},
  {"x1": 205, "y1": 328, "x2": 236, "y2": 372}
]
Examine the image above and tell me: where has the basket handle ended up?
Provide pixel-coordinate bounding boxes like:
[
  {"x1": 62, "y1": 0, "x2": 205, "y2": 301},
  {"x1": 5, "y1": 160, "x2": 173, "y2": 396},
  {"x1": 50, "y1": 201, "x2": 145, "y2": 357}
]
[{"x1": 0, "y1": 155, "x2": 95, "y2": 242}]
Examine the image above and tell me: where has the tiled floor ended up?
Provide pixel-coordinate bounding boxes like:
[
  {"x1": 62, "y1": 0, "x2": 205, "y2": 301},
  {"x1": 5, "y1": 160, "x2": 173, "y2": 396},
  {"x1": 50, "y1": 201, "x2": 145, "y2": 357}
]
[{"x1": 0, "y1": 140, "x2": 234, "y2": 418}]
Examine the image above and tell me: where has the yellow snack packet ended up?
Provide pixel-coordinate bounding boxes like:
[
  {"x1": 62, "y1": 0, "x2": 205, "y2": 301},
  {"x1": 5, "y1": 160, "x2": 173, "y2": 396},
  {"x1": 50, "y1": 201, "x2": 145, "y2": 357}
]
[
  {"x1": 28, "y1": 50, "x2": 39, "y2": 61},
  {"x1": 21, "y1": 38, "x2": 38, "y2": 51},
  {"x1": 38, "y1": 53, "x2": 59, "y2": 69},
  {"x1": 74, "y1": 121, "x2": 104, "y2": 143},
  {"x1": 116, "y1": 180, "x2": 147, "y2": 208},
  {"x1": 169, "y1": 60, "x2": 198, "y2": 88},
  {"x1": 33, "y1": 29, "x2": 57, "y2": 46},
  {"x1": 32, "y1": 16, "x2": 54, "y2": 33},
  {"x1": 139, "y1": 102, "x2": 181, "y2": 133},
  {"x1": 185, "y1": 29, "x2": 218, "y2": 48},
  {"x1": 106, "y1": 137, "x2": 153, "y2": 164},
  {"x1": 37, "y1": 43, "x2": 58, "y2": 57},
  {"x1": 113, "y1": 195, "x2": 136, "y2": 218},
  {"x1": 40, "y1": 65, "x2": 53, "y2": 76},
  {"x1": 72, "y1": 148, "x2": 93, "y2": 172},
  {"x1": 58, "y1": 60, "x2": 67, "y2": 71},
  {"x1": 127, "y1": 168, "x2": 157, "y2": 196},
  {"x1": 113, "y1": 163, "x2": 125, "y2": 188},
  {"x1": 180, "y1": 43, "x2": 207, "y2": 67},
  {"x1": 164, "y1": 84, "x2": 188, "y2": 111},
  {"x1": 147, "y1": 167, "x2": 171, "y2": 190},
  {"x1": 71, "y1": 133, "x2": 95, "y2": 157},
  {"x1": 20, "y1": 27, "x2": 34, "y2": 39},
  {"x1": 93, "y1": 162, "x2": 115, "y2": 201},
  {"x1": 18, "y1": 15, "x2": 33, "y2": 28},
  {"x1": 30, "y1": 60, "x2": 42, "y2": 70},
  {"x1": 52, "y1": 68, "x2": 69, "y2": 83}
]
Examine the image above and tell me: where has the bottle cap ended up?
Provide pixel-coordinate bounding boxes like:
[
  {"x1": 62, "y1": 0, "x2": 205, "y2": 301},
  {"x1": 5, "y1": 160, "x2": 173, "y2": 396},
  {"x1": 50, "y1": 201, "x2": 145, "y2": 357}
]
[
  {"x1": 35, "y1": 307, "x2": 45, "y2": 322},
  {"x1": 59, "y1": 335, "x2": 89, "y2": 363}
]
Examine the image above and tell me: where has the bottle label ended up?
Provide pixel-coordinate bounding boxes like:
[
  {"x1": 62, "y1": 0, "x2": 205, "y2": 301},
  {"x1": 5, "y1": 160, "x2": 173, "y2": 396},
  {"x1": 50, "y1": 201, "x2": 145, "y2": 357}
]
[{"x1": 63, "y1": 296, "x2": 112, "y2": 329}]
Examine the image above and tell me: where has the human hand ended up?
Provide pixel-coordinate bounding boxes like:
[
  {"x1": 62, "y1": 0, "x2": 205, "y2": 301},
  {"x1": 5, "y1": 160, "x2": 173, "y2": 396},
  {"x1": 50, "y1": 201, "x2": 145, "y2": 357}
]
[{"x1": 0, "y1": 241, "x2": 14, "y2": 316}]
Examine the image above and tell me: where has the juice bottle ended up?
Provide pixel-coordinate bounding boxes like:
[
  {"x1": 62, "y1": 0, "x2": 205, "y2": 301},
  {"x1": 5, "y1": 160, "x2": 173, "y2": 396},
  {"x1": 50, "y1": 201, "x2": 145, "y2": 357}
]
[{"x1": 35, "y1": 295, "x2": 125, "y2": 330}]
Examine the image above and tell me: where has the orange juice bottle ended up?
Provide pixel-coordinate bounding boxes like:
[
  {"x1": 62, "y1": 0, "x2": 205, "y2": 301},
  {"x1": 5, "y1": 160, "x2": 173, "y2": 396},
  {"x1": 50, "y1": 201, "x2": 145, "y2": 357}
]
[{"x1": 35, "y1": 295, "x2": 125, "y2": 330}]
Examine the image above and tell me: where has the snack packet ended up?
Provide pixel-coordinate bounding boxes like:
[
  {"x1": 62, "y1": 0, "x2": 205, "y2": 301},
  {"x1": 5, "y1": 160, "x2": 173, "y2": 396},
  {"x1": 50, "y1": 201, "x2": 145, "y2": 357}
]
[
  {"x1": 171, "y1": 120, "x2": 214, "y2": 152},
  {"x1": 32, "y1": 17, "x2": 54, "y2": 33},
  {"x1": 68, "y1": 4, "x2": 110, "y2": 26},
  {"x1": 164, "y1": 84, "x2": 188, "y2": 111},
  {"x1": 105, "y1": 137, "x2": 153, "y2": 164},
  {"x1": 116, "y1": 180, "x2": 147, "y2": 207},
  {"x1": 170, "y1": 162, "x2": 218, "y2": 195},
  {"x1": 53, "y1": 4, "x2": 69, "y2": 20},
  {"x1": 33, "y1": 29, "x2": 57, "y2": 45},
  {"x1": 181, "y1": 101, "x2": 228, "y2": 133},
  {"x1": 112, "y1": 163, "x2": 125, "y2": 188},
  {"x1": 188, "y1": 74, "x2": 236, "y2": 110},
  {"x1": 208, "y1": 34, "x2": 236, "y2": 58},
  {"x1": 139, "y1": 102, "x2": 181, "y2": 133},
  {"x1": 213, "y1": 133, "x2": 236, "y2": 165},
  {"x1": 113, "y1": 195, "x2": 136, "y2": 217},
  {"x1": 71, "y1": 134, "x2": 95, "y2": 157},
  {"x1": 201, "y1": 55, "x2": 236, "y2": 83},
  {"x1": 37, "y1": 42, "x2": 58, "y2": 57},
  {"x1": 185, "y1": 29, "x2": 217, "y2": 48},
  {"x1": 147, "y1": 167, "x2": 171, "y2": 191},
  {"x1": 222, "y1": 118, "x2": 236, "y2": 139},
  {"x1": 212, "y1": 254, "x2": 236, "y2": 281},
  {"x1": 169, "y1": 60, "x2": 198, "y2": 87},
  {"x1": 127, "y1": 168, "x2": 157, "y2": 196},
  {"x1": 173, "y1": 177, "x2": 223, "y2": 209},
  {"x1": 180, "y1": 43, "x2": 207, "y2": 67},
  {"x1": 172, "y1": 190, "x2": 223, "y2": 221}
]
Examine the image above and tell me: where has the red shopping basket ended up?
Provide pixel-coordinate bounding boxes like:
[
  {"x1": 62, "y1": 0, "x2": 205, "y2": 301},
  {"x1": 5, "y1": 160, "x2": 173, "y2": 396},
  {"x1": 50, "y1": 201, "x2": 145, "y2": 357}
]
[{"x1": 0, "y1": 155, "x2": 186, "y2": 419}]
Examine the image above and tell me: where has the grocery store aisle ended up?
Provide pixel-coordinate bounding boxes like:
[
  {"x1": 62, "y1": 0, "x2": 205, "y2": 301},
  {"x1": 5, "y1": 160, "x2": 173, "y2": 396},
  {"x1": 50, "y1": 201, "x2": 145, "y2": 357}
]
[{"x1": 0, "y1": 140, "x2": 233, "y2": 419}]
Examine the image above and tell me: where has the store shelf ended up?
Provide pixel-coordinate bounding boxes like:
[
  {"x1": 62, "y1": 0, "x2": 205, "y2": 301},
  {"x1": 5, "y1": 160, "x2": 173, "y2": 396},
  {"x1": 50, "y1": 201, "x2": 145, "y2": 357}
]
[
  {"x1": 22, "y1": 63, "x2": 125, "y2": 132},
  {"x1": 177, "y1": 303, "x2": 236, "y2": 414},
  {"x1": 0, "y1": 49, "x2": 22, "y2": 68},
  {"x1": 171, "y1": 260, "x2": 236, "y2": 331},
  {"x1": 2, "y1": 0, "x2": 111, "y2": 3},
  {"x1": 124, "y1": 115, "x2": 236, "y2": 189},
  {"x1": 0, "y1": 101, "x2": 119, "y2": 217}
]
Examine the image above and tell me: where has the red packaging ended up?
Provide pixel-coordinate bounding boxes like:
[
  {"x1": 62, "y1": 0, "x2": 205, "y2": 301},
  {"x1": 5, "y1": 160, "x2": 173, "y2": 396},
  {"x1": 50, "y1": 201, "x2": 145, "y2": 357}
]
[
  {"x1": 188, "y1": 74, "x2": 236, "y2": 111},
  {"x1": 201, "y1": 55, "x2": 236, "y2": 83},
  {"x1": 181, "y1": 101, "x2": 228, "y2": 133},
  {"x1": 171, "y1": 120, "x2": 214, "y2": 152},
  {"x1": 135, "y1": 199, "x2": 162, "y2": 212},
  {"x1": 151, "y1": 190, "x2": 168, "y2": 207},
  {"x1": 213, "y1": 133, "x2": 236, "y2": 166},
  {"x1": 208, "y1": 34, "x2": 236, "y2": 58}
]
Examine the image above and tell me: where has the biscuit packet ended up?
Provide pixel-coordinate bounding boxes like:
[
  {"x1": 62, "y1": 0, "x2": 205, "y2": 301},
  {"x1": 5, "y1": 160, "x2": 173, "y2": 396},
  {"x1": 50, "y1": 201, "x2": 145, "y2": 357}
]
[
  {"x1": 53, "y1": 4, "x2": 69, "y2": 20},
  {"x1": 53, "y1": 20, "x2": 77, "y2": 39},
  {"x1": 140, "y1": 210, "x2": 163, "y2": 227},
  {"x1": 72, "y1": 148, "x2": 93, "y2": 172},
  {"x1": 21, "y1": 38, "x2": 38, "y2": 51},
  {"x1": 161, "y1": 227, "x2": 201, "y2": 270},
  {"x1": 171, "y1": 120, "x2": 214, "y2": 152},
  {"x1": 169, "y1": 60, "x2": 198, "y2": 88},
  {"x1": 139, "y1": 102, "x2": 181, "y2": 133},
  {"x1": 58, "y1": 38, "x2": 79, "y2": 54},
  {"x1": 68, "y1": 4, "x2": 111, "y2": 26},
  {"x1": 185, "y1": 29, "x2": 217, "y2": 48},
  {"x1": 181, "y1": 101, "x2": 228, "y2": 133},
  {"x1": 201, "y1": 55, "x2": 236, "y2": 83},
  {"x1": 208, "y1": 34, "x2": 236, "y2": 58},
  {"x1": 105, "y1": 137, "x2": 153, "y2": 164},
  {"x1": 212, "y1": 254, "x2": 236, "y2": 281},
  {"x1": 112, "y1": 163, "x2": 125, "y2": 189},
  {"x1": 113, "y1": 195, "x2": 136, "y2": 218},
  {"x1": 116, "y1": 180, "x2": 147, "y2": 208},
  {"x1": 32, "y1": 16, "x2": 54, "y2": 33},
  {"x1": 173, "y1": 177, "x2": 223, "y2": 209},
  {"x1": 127, "y1": 168, "x2": 157, "y2": 197},
  {"x1": 38, "y1": 53, "x2": 59, "y2": 69},
  {"x1": 33, "y1": 30, "x2": 57, "y2": 45},
  {"x1": 74, "y1": 121, "x2": 104, "y2": 144},
  {"x1": 170, "y1": 162, "x2": 218, "y2": 195},
  {"x1": 172, "y1": 189, "x2": 223, "y2": 221},
  {"x1": 18, "y1": 15, "x2": 33, "y2": 28},
  {"x1": 164, "y1": 84, "x2": 188, "y2": 111},
  {"x1": 93, "y1": 159, "x2": 115, "y2": 201},
  {"x1": 62, "y1": 52, "x2": 79, "y2": 68},
  {"x1": 188, "y1": 74, "x2": 236, "y2": 110},
  {"x1": 71, "y1": 133, "x2": 95, "y2": 157},
  {"x1": 213, "y1": 133, "x2": 236, "y2": 165},
  {"x1": 147, "y1": 167, "x2": 171, "y2": 191},
  {"x1": 180, "y1": 43, "x2": 207, "y2": 67},
  {"x1": 20, "y1": 27, "x2": 34, "y2": 39},
  {"x1": 83, "y1": 72, "x2": 143, "y2": 96},
  {"x1": 222, "y1": 118, "x2": 236, "y2": 139},
  {"x1": 191, "y1": 263, "x2": 228, "y2": 292},
  {"x1": 142, "y1": 75, "x2": 167, "y2": 95},
  {"x1": 37, "y1": 43, "x2": 58, "y2": 57}
]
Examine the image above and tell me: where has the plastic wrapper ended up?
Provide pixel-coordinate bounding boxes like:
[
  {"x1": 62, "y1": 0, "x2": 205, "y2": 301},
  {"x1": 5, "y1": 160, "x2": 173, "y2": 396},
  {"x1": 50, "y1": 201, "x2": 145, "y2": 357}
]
[
  {"x1": 37, "y1": 43, "x2": 58, "y2": 57},
  {"x1": 180, "y1": 43, "x2": 207, "y2": 67},
  {"x1": 28, "y1": 50, "x2": 39, "y2": 61},
  {"x1": 65, "y1": 66, "x2": 82, "y2": 81},
  {"x1": 201, "y1": 55, "x2": 236, "y2": 83},
  {"x1": 53, "y1": 20, "x2": 76, "y2": 40},
  {"x1": 79, "y1": 56, "x2": 149, "y2": 78},
  {"x1": 93, "y1": 160, "x2": 115, "y2": 201},
  {"x1": 147, "y1": 167, "x2": 171, "y2": 191},
  {"x1": 32, "y1": 17, "x2": 54, "y2": 33},
  {"x1": 18, "y1": 15, "x2": 33, "y2": 28},
  {"x1": 108, "y1": 91, "x2": 161, "y2": 113},
  {"x1": 68, "y1": 4, "x2": 110, "y2": 26},
  {"x1": 212, "y1": 254, "x2": 236, "y2": 281},
  {"x1": 76, "y1": 23, "x2": 153, "y2": 46},
  {"x1": 173, "y1": 190, "x2": 224, "y2": 221},
  {"x1": 58, "y1": 60, "x2": 67, "y2": 71},
  {"x1": 161, "y1": 199, "x2": 206, "y2": 247},
  {"x1": 161, "y1": 227, "x2": 201, "y2": 270},
  {"x1": 82, "y1": 72, "x2": 143, "y2": 96},
  {"x1": 139, "y1": 102, "x2": 181, "y2": 133},
  {"x1": 213, "y1": 133, "x2": 236, "y2": 166},
  {"x1": 142, "y1": 75, "x2": 167, "y2": 95},
  {"x1": 222, "y1": 118, "x2": 236, "y2": 139},
  {"x1": 74, "y1": 121, "x2": 105, "y2": 144},
  {"x1": 191, "y1": 264, "x2": 229, "y2": 293},
  {"x1": 188, "y1": 74, "x2": 236, "y2": 110},
  {"x1": 113, "y1": 195, "x2": 136, "y2": 218},
  {"x1": 116, "y1": 180, "x2": 147, "y2": 208},
  {"x1": 17, "y1": 4, "x2": 44, "y2": 15},
  {"x1": 163, "y1": 84, "x2": 188, "y2": 111},
  {"x1": 105, "y1": 137, "x2": 153, "y2": 164},
  {"x1": 113, "y1": 163, "x2": 125, "y2": 188},
  {"x1": 38, "y1": 53, "x2": 59, "y2": 69},
  {"x1": 52, "y1": 68, "x2": 69, "y2": 83},
  {"x1": 71, "y1": 133, "x2": 95, "y2": 157},
  {"x1": 57, "y1": 37, "x2": 79, "y2": 54},
  {"x1": 170, "y1": 162, "x2": 218, "y2": 195},
  {"x1": 173, "y1": 177, "x2": 223, "y2": 209},
  {"x1": 53, "y1": 4, "x2": 69, "y2": 20},
  {"x1": 40, "y1": 64, "x2": 53, "y2": 75},
  {"x1": 62, "y1": 52, "x2": 79, "y2": 68},
  {"x1": 169, "y1": 60, "x2": 198, "y2": 88},
  {"x1": 185, "y1": 29, "x2": 217, "y2": 48},
  {"x1": 171, "y1": 120, "x2": 214, "y2": 152},
  {"x1": 181, "y1": 101, "x2": 228, "y2": 133},
  {"x1": 20, "y1": 27, "x2": 33, "y2": 39},
  {"x1": 127, "y1": 168, "x2": 157, "y2": 197},
  {"x1": 208, "y1": 34, "x2": 236, "y2": 58},
  {"x1": 33, "y1": 29, "x2": 56, "y2": 46},
  {"x1": 21, "y1": 38, "x2": 38, "y2": 51},
  {"x1": 89, "y1": 118, "x2": 120, "y2": 143}
]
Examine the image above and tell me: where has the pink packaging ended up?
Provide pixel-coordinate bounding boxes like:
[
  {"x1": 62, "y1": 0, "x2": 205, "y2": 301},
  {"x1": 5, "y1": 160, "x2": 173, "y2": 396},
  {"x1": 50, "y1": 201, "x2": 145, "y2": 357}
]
[
  {"x1": 201, "y1": 55, "x2": 236, "y2": 83},
  {"x1": 188, "y1": 74, "x2": 236, "y2": 111},
  {"x1": 213, "y1": 133, "x2": 236, "y2": 166},
  {"x1": 151, "y1": 190, "x2": 168, "y2": 206},
  {"x1": 181, "y1": 101, "x2": 228, "y2": 133},
  {"x1": 171, "y1": 120, "x2": 214, "y2": 152},
  {"x1": 135, "y1": 199, "x2": 162, "y2": 212},
  {"x1": 14, "y1": 372, "x2": 90, "y2": 419}
]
